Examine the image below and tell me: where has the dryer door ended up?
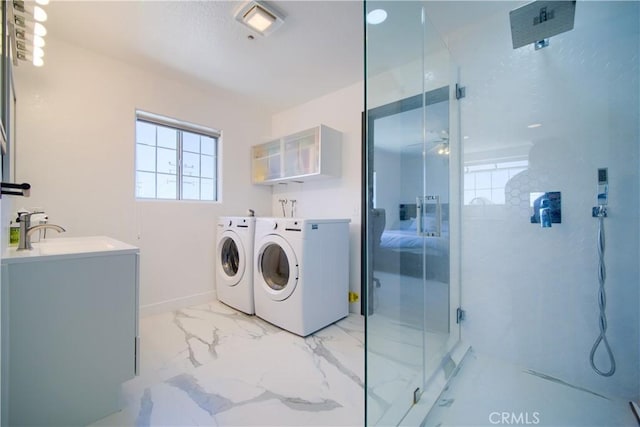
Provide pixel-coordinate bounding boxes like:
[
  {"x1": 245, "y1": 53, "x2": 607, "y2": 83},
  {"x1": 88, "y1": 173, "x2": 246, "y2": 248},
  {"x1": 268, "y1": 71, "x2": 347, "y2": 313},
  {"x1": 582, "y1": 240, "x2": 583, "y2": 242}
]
[
  {"x1": 256, "y1": 234, "x2": 299, "y2": 301},
  {"x1": 217, "y1": 230, "x2": 246, "y2": 287}
]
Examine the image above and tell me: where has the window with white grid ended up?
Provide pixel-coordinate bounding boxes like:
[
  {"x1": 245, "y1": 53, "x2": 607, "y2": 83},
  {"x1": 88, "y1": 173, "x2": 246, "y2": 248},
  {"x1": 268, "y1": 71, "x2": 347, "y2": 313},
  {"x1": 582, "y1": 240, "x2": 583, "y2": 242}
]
[{"x1": 135, "y1": 111, "x2": 219, "y2": 201}]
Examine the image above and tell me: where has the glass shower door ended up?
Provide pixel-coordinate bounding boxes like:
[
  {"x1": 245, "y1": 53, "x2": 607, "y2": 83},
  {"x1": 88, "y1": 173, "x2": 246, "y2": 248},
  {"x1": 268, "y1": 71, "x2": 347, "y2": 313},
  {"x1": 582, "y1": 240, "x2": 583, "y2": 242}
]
[{"x1": 365, "y1": 2, "x2": 458, "y2": 425}]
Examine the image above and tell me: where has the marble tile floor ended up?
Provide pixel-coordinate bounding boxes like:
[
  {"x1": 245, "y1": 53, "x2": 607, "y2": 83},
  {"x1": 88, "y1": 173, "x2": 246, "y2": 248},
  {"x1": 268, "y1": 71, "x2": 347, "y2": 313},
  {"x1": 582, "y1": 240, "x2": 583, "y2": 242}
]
[
  {"x1": 371, "y1": 271, "x2": 450, "y2": 334},
  {"x1": 422, "y1": 349, "x2": 638, "y2": 427},
  {"x1": 366, "y1": 313, "x2": 452, "y2": 425},
  {"x1": 90, "y1": 300, "x2": 365, "y2": 427}
]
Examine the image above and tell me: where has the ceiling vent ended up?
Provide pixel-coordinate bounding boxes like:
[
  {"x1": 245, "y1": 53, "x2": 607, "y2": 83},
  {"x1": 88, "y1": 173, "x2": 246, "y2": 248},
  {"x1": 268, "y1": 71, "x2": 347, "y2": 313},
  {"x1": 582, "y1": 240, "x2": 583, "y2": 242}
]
[{"x1": 234, "y1": 1, "x2": 285, "y2": 37}]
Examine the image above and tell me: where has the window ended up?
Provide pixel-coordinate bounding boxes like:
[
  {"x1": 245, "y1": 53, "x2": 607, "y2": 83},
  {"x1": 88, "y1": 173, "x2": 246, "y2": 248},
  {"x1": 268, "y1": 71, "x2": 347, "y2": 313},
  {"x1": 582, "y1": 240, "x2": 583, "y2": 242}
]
[
  {"x1": 464, "y1": 160, "x2": 528, "y2": 205},
  {"x1": 135, "y1": 111, "x2": 219, "y2": 201}
]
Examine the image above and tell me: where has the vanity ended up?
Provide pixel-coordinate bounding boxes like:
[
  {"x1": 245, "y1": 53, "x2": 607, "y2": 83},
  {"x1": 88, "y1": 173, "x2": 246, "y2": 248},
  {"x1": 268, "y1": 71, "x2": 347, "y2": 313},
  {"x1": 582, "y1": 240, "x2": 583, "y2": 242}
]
[{"x1": 1, "y1": 236, "x2": 139, "y2": 426}]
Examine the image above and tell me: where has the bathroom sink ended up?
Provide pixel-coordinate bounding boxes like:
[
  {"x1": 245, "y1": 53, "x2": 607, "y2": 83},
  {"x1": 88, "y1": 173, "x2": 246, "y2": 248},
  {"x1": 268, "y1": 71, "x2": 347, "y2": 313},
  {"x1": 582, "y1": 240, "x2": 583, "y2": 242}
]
[
  {"x1": 3, "y1": 235, "x2": 138, "y2": 262},
  {"x1": 2, "y1": 234, "x2": 139, "y2": 425}
]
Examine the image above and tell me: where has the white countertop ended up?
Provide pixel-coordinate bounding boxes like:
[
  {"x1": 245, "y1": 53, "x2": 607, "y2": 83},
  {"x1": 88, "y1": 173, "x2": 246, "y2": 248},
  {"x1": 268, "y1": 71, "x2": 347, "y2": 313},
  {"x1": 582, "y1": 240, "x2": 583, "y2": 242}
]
[{"x1": 2, "y1": 236, "x2": 139, "y2": 264}]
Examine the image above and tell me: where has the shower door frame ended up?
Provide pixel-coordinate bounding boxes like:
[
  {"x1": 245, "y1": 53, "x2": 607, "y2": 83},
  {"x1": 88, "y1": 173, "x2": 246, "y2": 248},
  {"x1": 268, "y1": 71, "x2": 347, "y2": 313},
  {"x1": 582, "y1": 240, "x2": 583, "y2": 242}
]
[{"x1": 363, "y1": 84, "x2": 462, "y2": 425}]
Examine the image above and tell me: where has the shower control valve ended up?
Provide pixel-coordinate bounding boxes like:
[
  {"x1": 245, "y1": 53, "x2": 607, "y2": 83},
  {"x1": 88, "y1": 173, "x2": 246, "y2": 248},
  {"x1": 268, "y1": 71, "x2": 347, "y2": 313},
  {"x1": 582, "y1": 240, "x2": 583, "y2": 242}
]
[{"x1": 592, "y1": 206, "x2": 607, "y2": 218}]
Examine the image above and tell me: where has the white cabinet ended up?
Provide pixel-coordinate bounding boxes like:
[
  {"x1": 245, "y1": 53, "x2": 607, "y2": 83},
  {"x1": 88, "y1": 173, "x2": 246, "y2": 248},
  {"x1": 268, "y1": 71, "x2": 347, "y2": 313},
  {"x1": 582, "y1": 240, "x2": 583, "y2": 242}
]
[
  {"x1": 1, "y1": 237, "x2": 139, "y2": 427},
  {"x1": 252, "y1": 124, "x2": 341, "y2": 185}
]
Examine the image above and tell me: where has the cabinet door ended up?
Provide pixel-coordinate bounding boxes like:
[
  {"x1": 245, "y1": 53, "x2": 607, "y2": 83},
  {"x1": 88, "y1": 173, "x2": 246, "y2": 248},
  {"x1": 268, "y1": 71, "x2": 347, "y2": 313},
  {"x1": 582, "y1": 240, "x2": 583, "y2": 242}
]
[
  {"x1": 6, "y1": 254, "x2": 137, "y2": 426},
  {"x1": 252, "y1": 140, "x2": 281, "y2": 182},
  {"x1": 283, "y1": 128, "x2": 319, "y2": 177}
]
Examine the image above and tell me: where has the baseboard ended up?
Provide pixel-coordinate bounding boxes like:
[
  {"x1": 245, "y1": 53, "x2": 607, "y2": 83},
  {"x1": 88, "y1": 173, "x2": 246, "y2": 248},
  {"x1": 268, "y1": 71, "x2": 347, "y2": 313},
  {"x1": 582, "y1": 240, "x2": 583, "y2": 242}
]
[{"x1": 139, "y1": 291, "x2": 217, "y2": 317}]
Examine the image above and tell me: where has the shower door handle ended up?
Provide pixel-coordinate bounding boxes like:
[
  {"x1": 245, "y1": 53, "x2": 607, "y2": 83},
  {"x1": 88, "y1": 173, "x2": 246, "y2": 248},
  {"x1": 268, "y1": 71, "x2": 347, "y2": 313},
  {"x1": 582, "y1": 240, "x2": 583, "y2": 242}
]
[{"x1": 416, "y1": 195, "x2": 442, "y2": 237}]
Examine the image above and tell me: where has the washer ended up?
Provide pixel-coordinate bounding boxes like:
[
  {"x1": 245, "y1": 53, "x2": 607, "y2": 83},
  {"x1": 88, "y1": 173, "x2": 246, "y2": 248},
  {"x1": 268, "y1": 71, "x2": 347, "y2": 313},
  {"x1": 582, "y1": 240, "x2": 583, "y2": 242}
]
[
  {"x1": 253, "y1": 217, "x2": 350, "y2": 336},
  {"x1": 216, "y1": 216, "x2": 256, "y2": 314}
]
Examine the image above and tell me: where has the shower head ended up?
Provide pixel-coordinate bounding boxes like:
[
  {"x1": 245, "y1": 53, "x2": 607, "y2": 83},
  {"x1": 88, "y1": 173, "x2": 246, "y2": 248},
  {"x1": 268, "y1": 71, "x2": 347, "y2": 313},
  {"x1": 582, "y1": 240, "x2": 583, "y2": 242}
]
[{"x1": 510, "y1": 0, "x2": 576, "y2": 49}]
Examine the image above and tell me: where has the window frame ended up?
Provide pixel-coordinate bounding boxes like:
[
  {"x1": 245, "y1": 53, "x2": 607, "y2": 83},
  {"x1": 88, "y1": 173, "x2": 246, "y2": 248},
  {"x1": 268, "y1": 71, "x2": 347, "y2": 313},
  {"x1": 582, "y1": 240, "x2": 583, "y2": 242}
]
[{"x1": 135, "y1": 110, "x2": 221, "y2": 202}]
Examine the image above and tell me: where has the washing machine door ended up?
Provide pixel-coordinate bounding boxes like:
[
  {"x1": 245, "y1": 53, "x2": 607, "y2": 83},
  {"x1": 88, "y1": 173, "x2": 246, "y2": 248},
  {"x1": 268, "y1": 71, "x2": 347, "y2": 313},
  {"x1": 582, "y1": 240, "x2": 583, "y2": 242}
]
[
  {"x1": 256, "y1": 234, "x2": 299, "y2": 301},
  {"x1": 217, "y1": 230, "x2": 245, "y2": 287}
]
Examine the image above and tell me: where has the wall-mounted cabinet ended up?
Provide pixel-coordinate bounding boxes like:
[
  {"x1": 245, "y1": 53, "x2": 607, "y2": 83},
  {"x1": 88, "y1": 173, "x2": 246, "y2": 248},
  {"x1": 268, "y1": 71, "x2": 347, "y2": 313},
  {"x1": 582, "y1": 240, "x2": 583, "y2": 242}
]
[{"x1": 252, "y1": 124, "x2": 341, "y2": 185}]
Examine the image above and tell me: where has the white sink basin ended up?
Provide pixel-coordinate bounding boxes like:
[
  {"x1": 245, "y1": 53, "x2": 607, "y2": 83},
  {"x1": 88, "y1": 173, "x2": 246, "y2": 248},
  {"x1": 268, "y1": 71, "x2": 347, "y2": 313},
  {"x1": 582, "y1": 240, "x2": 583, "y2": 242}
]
[{"x1": 3, "y1": 236, "x2": 138, "y2": 263}]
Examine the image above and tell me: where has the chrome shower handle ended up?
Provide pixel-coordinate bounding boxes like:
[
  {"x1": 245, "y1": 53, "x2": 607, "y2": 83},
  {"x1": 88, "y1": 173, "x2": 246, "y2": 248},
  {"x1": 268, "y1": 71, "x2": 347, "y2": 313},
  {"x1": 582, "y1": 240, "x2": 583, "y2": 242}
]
[{"x1": 416, "y1": 195, "x2": 442, "y2": 237}]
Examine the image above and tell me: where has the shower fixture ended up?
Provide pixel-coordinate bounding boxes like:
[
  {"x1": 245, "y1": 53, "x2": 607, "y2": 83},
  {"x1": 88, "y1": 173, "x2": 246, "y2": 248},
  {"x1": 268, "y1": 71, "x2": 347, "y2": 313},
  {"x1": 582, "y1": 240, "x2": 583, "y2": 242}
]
[
  {"x1": 509, "y1": 1, "x2": 576, "y2": 50},
  {"x1": 590, "y1": 168, "x2": 615, "y2": 377},
  {"x1": 530, "y1": 192, "x2": 561, "y2": 226}
]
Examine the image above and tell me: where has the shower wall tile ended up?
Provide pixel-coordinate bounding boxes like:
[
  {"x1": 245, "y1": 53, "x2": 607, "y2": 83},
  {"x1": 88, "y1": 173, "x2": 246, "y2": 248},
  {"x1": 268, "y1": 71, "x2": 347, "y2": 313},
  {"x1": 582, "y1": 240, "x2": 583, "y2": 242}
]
[{"x1": 450, "y1": 1, "x2": 639, "y2": 400}]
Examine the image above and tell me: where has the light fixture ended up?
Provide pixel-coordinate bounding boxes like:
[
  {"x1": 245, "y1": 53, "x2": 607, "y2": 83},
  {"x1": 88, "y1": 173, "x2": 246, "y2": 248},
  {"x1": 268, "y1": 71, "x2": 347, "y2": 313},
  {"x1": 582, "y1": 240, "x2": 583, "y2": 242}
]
[
  {"x1": 437, "y1": 143, "x2": 450, "y2": 156},
  {"x1": 10, "y1": 0, "x2": 49, "y2": 67},
  {"x1": 33, "y1": 6, "x2": 47, "y2": 22},
  {"x1": 34, "y1": 22, "x2": 47, "y2": 37},
  {"x1": 367, "y1": 9, "x2": 387, "y2": 25},
  {"x1": 33, "y1": 35, "x2": 45, "y2": 48},
  {"x1": 235, "y1": 1, "x2": 285, "y2": 37},
  {"x1": 527, "y1": 123, "x2": 542, "y2": 128}
]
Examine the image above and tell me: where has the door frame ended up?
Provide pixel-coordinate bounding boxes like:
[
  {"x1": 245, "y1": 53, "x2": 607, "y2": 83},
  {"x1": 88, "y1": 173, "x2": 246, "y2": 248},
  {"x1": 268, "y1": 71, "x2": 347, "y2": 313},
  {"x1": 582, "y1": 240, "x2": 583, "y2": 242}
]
[{"x1": 362, "y1": 85, "x2": 450, "y2": 315}]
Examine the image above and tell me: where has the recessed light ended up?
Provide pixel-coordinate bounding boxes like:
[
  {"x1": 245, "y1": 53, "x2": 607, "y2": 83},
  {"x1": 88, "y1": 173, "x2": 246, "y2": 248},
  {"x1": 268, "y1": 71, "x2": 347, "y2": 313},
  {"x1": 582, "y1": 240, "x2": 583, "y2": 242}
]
[
  {"x1": 243, "y1": 5, "x2": 276, "y2": 33},
  {"x1": 234, "y1": 1, "x2": 284, "y2": 37},
  {"x1": 463, "y1": 136, "x2": 470, "y2": 140},
  {"x1": 527, "y1": 123, "x2": 542, "y2": 128},
  {"x1": 367, "y1": 9, "x2": 387, "y2": 25}
]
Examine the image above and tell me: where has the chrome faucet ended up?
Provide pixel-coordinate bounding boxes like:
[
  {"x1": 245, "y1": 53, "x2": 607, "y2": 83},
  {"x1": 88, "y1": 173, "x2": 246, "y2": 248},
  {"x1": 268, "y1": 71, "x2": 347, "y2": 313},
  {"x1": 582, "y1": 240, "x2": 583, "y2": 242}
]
[{"x1": 17, "y1": 212, "x2": 66, "y2": 251}]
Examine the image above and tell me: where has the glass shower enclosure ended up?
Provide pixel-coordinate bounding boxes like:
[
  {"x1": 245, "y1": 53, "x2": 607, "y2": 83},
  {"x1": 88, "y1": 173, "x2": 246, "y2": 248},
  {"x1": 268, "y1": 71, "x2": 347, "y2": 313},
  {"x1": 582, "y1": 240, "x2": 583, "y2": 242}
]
[
  {"x1": 364, "y1": 1, "x2": 461, "y2": 424},
  {"x1": 365, "y1": 1, "x2": 639, "y2": 426}
]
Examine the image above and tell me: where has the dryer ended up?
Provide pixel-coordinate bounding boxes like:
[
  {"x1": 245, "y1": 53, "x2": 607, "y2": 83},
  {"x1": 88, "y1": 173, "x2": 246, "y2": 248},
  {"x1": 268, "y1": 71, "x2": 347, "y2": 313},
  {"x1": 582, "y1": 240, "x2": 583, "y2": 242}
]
[
  {"x1": 216, "y1": 216, "x2": 256, "y2": 314},
  {"x1": 253, "y1": 217, "x2": 350, "y2": 336}
]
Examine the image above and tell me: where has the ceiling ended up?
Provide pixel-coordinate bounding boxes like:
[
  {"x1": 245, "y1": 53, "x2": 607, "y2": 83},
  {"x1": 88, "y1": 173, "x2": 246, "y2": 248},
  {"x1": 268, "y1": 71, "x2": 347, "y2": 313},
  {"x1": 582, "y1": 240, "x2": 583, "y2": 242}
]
[
  {"x1": 39, "y1": 1, "x2": 637, "y2": 166},
  {"x1": 45, "y1": 1, "x2": 365, "y2": 113},
  {"x1": 43, "y1": 1, "x2": 526, "y2": 114}
]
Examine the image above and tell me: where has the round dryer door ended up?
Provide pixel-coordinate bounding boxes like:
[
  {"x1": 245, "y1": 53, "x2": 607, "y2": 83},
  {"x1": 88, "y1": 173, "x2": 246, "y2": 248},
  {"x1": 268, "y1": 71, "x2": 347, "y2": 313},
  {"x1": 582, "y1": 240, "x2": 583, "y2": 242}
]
[
  {"x1": 256, "y1": 234, "x2": 298, "y2": 301},
  {"x1": 217, "y1": 230, "x2": 246, "y2": 287}
]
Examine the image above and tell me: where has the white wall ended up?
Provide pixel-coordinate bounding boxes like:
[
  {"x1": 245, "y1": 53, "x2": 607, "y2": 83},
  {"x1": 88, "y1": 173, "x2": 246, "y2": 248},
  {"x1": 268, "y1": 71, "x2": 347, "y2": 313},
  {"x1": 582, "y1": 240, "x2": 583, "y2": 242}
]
[
  {"x1": 12, "y1": 37, "x2": 272, "y2": 314},
  {"x1": 450, "y1": 2, "x2": 639, "y2": 400},
  {"x1": 270, "y1": 81, "x2": 364, "y2": 313}
]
